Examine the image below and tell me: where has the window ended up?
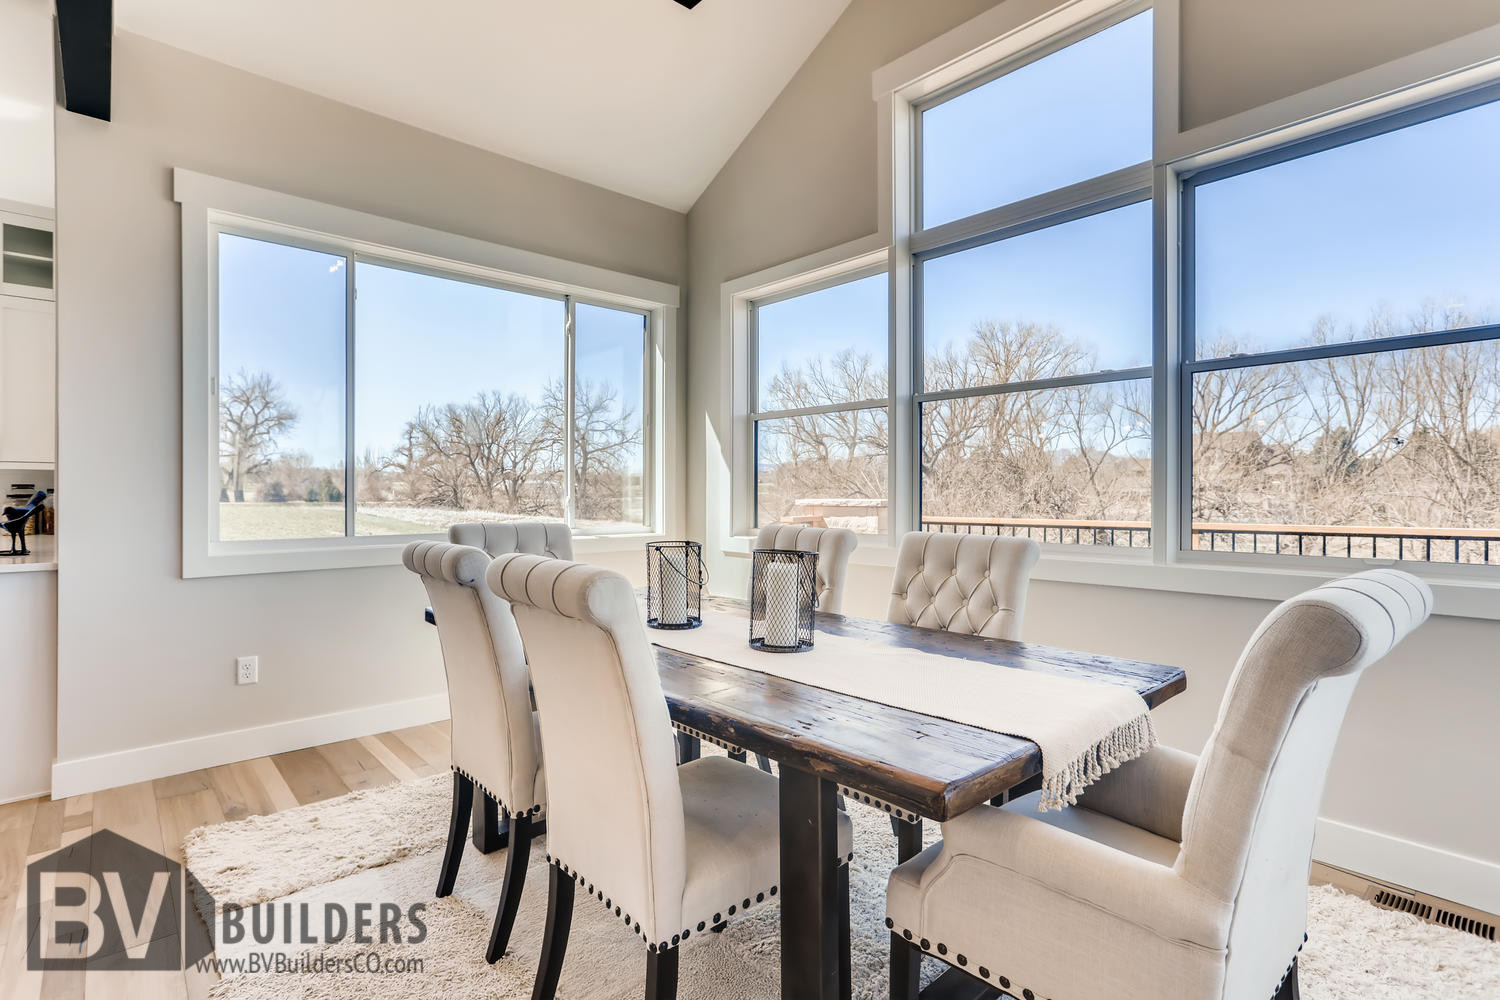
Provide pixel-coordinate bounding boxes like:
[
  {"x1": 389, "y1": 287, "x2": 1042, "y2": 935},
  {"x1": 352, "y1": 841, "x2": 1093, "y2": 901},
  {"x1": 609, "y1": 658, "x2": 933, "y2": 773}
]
[
  {"x1": 914, "y1": 7, "x2": 1154, "y2": 549},
  {"x1": 1183, "y1": 91, "x2": 1500, "y2": 565},
  {"x1": 203, "y1": 216, "x2": 663, "y2": 563},
  {"x1": 751, "y1": 272, "x2": 889, "y2": 535}
]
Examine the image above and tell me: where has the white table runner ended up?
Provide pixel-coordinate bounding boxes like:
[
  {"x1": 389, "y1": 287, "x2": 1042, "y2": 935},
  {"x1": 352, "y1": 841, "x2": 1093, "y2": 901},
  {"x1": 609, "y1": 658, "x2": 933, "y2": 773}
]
[{"x1": 650, "y1": 609, "x2": 1157, "y2": 811}]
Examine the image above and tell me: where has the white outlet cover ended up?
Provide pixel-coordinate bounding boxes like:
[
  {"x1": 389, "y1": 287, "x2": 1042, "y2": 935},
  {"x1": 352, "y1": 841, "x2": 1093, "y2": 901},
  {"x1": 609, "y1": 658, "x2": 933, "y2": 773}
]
[{"x1": 236, "y1": 655, "x2": 258, "y2": 685}]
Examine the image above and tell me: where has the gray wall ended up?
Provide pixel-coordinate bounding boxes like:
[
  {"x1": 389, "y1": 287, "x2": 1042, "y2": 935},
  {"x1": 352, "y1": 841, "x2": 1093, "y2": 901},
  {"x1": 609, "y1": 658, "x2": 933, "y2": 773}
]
[
  {"x1": 686, "y1": 0, "x2": 1500, "y2": 908},
  {"x1": 53, "y1": 33, "x2": 686, "y2": 775}
]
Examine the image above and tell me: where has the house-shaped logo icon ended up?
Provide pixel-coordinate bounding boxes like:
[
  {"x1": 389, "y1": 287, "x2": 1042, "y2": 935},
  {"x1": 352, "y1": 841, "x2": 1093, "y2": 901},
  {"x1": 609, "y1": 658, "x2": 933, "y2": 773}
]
[{"x1": 26, "y1": 829, "x2": 216, "y2": 971}]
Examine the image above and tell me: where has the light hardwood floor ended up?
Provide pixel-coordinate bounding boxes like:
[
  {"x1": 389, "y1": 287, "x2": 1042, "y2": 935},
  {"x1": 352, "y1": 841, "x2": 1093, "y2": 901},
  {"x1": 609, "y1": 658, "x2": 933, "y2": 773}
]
[{"x1": 0, "y1": 720, "x2": 454, "y2": 1000}]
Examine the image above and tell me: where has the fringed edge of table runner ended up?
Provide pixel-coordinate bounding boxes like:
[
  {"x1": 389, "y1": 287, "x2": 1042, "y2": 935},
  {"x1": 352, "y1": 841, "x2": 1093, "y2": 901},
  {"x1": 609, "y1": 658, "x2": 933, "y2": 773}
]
[{"x1": 1039, "y1": 712, "x2": 1159, "y2": 812}]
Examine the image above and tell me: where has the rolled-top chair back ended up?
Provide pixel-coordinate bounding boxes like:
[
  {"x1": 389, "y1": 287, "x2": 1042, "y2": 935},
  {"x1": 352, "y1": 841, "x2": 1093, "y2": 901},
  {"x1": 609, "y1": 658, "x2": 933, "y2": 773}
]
[
  {"x1": 754, "y1": 524, "x2": 858, "y2": 614},
  {"x1": 403, "y1": 541, "x2": 542, "y2": 814},
  {"x1": 887, "y1": 531, "x2": 1040, "y2": 639},
  {"x1": 449, "y1": 520, "x2": 573, "y2": 560},
  {"x1": 1177, "y1": 569, "x2": 1431, "y2": 1000},
  {"x1": 487, "y1": 554, "x2": 687, "y2": 946}
]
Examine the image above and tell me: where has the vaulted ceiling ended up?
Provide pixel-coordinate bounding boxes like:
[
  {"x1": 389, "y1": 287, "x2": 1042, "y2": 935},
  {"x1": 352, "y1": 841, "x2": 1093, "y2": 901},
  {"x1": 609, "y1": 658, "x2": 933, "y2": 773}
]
[{"x1": 116, "y1": 0, "x2": 854, "y2": 212}]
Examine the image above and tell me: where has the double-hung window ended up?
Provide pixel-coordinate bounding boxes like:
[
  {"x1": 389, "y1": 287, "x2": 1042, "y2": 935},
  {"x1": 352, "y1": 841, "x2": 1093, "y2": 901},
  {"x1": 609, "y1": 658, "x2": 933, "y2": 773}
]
[
  {"x1": 750, "y1": 270, "x2": 890, "y2": 535},
  {"x1": 913, "y1": 7, "x2": 1155, "y2": 549},
  {"x1": 1181, "y1": 88, "x2": 1500, "y2": 566}
]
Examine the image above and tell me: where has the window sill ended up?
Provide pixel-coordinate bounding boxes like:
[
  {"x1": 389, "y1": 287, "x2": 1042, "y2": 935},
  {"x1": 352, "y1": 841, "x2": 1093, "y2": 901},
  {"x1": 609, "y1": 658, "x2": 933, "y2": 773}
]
[
  {"x1": 719, "y1": 534, "x2": 1500, "y2": 621},
  {"x1": 184, "y1": 530, "x2": 667, "y2": 579}
]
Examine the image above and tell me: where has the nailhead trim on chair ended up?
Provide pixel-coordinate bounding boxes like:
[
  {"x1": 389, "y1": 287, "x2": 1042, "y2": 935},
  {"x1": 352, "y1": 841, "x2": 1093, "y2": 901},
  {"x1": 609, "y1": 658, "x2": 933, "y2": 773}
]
[
  {"x1": 451, "y1": 764, "x2": 545, "y2": 819},
  {"x1": 546, "y1": 854, "x2": 847, "y2": 951},
  {"x1": 884, "y1": 921, "x2": 1309, "y2": 1000},
  {"x1": 671, "y1": 723, "x2": 746, "y2": 756},
  {"x1": 837, "y1": 785, "x2": 921, "y2": 823},
  {"x1": 1268, "y1": 933, "x2": 1309, "y2": 999},
  {"x1": 886, "y1": 918, "x2": 1050, "y2": 1000}
]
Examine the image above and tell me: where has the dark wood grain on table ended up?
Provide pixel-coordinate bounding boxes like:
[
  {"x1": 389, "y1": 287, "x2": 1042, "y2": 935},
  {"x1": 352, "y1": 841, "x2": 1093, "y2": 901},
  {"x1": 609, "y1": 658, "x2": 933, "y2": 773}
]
[{"x1": 654, "y1": 595, "x2": 1186, "y2": 822}]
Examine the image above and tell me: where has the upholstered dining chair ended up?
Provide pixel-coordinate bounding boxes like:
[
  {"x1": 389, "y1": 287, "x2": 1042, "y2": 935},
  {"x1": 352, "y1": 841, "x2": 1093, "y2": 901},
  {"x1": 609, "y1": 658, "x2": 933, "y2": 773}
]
[
  {"x1": 449, "y1": 519, "x2": 573, "y2": 559},
  {"x1": 885, "y1": 568, "x2": 1432, "y2": 1000},
  {"x1": 486, "y1": 553, "x2": 854, "y2": 1000},
  {"x1": 439, "y1": 521, "x2": 571, "y2": 842},
  {"x1": 403, "y1": 541, "x2": 545, "y2": 964},
  {"x1": 861, "y1": 531, "x2": 1042, "y2": 859}
]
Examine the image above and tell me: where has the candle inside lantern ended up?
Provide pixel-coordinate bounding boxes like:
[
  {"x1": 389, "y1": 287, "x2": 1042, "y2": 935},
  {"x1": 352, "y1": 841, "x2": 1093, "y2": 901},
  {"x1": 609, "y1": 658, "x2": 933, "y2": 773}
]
[
  {"x1": 658, "y1": 546, "x2": 688, "y2": 625},
  {"x1": 763, "y1": 558, "x2": 800, "y2": 648}
]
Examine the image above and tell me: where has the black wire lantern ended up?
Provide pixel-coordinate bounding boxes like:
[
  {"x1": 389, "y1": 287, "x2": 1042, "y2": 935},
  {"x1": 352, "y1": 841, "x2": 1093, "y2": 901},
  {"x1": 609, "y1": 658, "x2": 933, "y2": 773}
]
[
  {"x1": 646, "y1": 540, "x2": 703, "y2": 630},
  {"x1": 749, "y1": 548, "x2": 817, "y2": 652}
]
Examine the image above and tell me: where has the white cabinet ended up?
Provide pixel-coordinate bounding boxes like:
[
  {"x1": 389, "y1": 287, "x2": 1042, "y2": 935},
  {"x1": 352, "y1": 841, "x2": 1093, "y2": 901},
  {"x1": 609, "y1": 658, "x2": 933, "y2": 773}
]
[
  {"x1": 0, "y1": 295, "x2": 55, "y2": 465},
  {"x1": 1, "y1": 214, "x2": 54, "y2": 301}
]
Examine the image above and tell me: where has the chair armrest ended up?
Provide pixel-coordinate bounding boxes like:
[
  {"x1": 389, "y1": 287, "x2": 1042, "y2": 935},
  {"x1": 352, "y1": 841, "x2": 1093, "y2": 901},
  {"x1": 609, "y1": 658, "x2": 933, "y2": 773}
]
[{"x1": 1075, "y1": 745, "x2": 1198, "y2": 842}]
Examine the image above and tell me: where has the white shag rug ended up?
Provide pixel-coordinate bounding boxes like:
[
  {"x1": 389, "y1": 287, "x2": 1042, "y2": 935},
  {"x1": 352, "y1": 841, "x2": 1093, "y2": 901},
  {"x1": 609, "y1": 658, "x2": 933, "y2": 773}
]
[{"x1": 183, "y1": 769, "x2": 1499, "y2": 999}]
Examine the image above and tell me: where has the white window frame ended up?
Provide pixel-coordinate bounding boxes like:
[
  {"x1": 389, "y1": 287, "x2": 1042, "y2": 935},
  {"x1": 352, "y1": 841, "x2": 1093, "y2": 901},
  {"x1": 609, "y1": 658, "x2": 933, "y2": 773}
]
[
  {"x1": 718, "y1": 0, "x2": 1500, "y2": 617},
  {"x1": 177, "y1": 169, "x2": 678, "y2": 578}
]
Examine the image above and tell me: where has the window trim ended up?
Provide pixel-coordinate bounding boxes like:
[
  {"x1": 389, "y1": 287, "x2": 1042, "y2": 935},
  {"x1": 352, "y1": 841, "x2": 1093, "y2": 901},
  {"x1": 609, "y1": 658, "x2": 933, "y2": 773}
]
[{"x1": 177, "y1": 168, "x2": 678, "y2": 578}]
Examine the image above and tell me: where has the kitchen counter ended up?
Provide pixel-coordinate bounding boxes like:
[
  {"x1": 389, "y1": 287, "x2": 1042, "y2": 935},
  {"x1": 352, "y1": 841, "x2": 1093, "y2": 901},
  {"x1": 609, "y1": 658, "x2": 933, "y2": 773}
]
[{"x1": 0, "y1": 535, "x2": 55, "y2": 573}]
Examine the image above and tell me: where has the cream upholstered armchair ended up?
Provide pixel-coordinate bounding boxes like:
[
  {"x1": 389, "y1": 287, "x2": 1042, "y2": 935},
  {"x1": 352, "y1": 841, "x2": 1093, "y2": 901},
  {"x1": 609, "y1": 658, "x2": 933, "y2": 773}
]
[
  {"x1": 887, "y1": 531, "x2": 1041, "y2": 639},
  {"x1": 403, "y1": 541, "x2": 545, "y2": 964},
  {"x1": 885, "y1": 569, "x2": 1432, "y2": 1000},
  {"x1": 449, "y1": 519, "x2": 573, "y2": 559},
  {"x1": 863, "y1": 532, "x2": 1042, "y2": 860},
  {"x1": 487, "y1": 553, "x2": 853, "y2": 1000}
]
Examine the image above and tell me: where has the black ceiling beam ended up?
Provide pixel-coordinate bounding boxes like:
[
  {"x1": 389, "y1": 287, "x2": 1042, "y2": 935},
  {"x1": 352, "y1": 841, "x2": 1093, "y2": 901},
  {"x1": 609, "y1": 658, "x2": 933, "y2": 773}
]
[
  {"x1": 55, "y1": 0, "x2": 113, "y2": 121},
  {"x1": 673, "y1": 0, "x2": 705, "y2": 8}
]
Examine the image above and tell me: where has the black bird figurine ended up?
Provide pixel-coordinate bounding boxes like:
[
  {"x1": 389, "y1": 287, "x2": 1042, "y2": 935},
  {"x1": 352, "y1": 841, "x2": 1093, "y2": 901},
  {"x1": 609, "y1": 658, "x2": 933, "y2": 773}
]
[{"x1": 1, "y1": 491, "x2": 47, "y2": 556}]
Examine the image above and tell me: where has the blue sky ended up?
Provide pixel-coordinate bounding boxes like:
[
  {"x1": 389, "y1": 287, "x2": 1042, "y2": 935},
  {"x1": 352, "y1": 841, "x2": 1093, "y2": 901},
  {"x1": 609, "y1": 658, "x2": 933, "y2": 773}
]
[{"x1": 221, "y1": 7, "x2": 1499, "y2": 466}]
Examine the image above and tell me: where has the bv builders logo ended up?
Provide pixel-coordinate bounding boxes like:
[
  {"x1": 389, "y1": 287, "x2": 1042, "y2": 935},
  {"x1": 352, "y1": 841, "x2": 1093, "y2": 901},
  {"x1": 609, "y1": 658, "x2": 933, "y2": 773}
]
[
  {"x1": 28, "y1": 828, "x2": 429, "y2": 977},
  {"x1": 27, "y1": 829, "x2": 215, "y2": 972}
]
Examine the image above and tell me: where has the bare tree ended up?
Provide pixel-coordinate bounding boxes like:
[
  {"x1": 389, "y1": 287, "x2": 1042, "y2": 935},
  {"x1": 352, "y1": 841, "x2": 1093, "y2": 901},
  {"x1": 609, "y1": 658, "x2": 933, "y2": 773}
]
[{"x1": 220, "y1": 370, "x2": 298, "y2": 502}]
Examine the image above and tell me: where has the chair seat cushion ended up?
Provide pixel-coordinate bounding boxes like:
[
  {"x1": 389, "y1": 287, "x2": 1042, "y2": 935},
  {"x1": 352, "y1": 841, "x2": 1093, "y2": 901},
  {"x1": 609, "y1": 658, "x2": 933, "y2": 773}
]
[
  {"x1": 677, "y1": 756, "x2": 851, "y2": 941},
  {"x1": 886, "y1": 798, "x2": 1229, "y2": 1000}
]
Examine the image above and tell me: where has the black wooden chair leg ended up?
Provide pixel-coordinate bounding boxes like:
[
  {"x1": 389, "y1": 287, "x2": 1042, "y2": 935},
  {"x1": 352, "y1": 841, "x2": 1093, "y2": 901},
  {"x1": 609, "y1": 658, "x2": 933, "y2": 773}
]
[
  {"x1": 485, "y1": 814, "x2": 534, "y2": 962},
  {"x1": 896, "y1": 818, "x2": 923, "y2": 864},
  {"x1": 755, "y1": 753, "x2": 773, "y2": 773},
  {"x1": 838, "y1": 863, "x2": 851, "y2": 1000},
  {"x1": 473, "y1": 790, "x2": 507, "y2": 854},
  {"x1": 530, "y1": 864, "x2": 576, "y2": 1000},
  {"x1": 645, "y1": 945, "x2": 679, "y2": 1000},
  {"x1": 889, "y1": 932, "x2": 920, "y2": 1000},
  {"x1": 1275, "y1": 958, "x2": 1301, "y2": 1000},
  {"x1": 436, "y1": 771, "x2": 473, "y2": 898}
]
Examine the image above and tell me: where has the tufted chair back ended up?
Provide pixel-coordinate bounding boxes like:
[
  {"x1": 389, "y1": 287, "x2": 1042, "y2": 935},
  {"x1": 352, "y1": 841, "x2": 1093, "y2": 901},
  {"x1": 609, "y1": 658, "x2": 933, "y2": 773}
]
[
  {"x1": 487, "y1": 554, "x2": 688, "y2": 946},
  {"x1": 754, "y1": 524, "x2": 859, "y2": 613},
  {"x1": 886, "y1": 532, "x2": 1040, "y2": 639},
  {"x1": 403, "y1": 541, "x2": 542, "y2": 813},
  {"x1": 449, "y1": 520, "x2": 573, "y2": 560},
  {"x1": 1177, "y1": 569, "x2": 1431, "y2": 1000}
]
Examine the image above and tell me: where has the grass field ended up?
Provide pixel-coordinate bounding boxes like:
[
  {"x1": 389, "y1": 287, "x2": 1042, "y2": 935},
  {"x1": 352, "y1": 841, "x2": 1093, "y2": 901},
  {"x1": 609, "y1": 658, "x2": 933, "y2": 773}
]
[{"x1": 217, "y1": 503, "x2": 435, "y2": 541}]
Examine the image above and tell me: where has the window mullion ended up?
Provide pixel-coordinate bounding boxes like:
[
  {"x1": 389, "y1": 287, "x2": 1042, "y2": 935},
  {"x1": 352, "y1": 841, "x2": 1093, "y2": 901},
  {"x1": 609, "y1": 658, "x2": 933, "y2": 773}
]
[
  {"x1": 344, "y1": 251, "x2": 357, "y2": 539},
  {"x1": 563, "y1": 296, "x2": 576, "y2": 528}
]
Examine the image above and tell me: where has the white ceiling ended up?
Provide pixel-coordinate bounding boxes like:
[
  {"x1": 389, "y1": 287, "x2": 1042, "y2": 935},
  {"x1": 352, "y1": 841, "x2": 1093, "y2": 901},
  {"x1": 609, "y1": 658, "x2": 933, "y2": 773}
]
[
  {"x1": 116, "y1": 0, "x2": 852, "y2": 212},
  {"x1": 0, "y1": 0, "x2": 56, "y2": 209}
]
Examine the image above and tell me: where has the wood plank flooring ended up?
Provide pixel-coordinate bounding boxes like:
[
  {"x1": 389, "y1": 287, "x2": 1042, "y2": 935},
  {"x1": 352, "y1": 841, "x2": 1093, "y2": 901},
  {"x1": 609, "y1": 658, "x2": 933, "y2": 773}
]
[{"x1": 0, "y1": 721, "x2": 453, "y2": 1000}]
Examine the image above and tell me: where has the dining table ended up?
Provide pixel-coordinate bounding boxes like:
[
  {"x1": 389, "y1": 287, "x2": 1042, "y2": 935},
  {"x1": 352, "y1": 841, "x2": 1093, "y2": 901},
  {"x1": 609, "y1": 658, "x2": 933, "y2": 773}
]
[
  {"x1": 655, "y1": 594, "x2": 1187, "y2": 1000},
  {"x1": 425, "y1": 592, "x2": 1188, "y2": 1000}
]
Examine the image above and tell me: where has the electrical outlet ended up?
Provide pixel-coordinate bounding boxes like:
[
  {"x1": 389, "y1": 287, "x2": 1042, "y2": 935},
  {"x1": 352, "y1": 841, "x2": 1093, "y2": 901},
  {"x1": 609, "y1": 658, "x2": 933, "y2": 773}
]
[{"x1": 236, "y1": 655, "x2": 259, "y2": 685}]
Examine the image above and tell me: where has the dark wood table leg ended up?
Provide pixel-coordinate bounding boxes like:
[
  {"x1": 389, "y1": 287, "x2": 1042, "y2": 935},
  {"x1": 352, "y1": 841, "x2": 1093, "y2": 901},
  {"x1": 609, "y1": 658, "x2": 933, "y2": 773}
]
[
  {"x1": 472, "y1": 791, "x2": 508, "y2": 854},
  {"x1": 780, "y1": 766, "x2": 842, "y2": 1000},
  {"x1": 676, "y1": 732, "x2": 701, "y2": 764}
]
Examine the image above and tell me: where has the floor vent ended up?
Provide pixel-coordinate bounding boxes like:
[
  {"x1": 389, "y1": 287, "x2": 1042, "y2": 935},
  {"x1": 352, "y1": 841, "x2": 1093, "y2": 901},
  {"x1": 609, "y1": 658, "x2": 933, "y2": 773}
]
[{"x1": 1312, "y1": 862, "x2": 1498, "y2": 943}]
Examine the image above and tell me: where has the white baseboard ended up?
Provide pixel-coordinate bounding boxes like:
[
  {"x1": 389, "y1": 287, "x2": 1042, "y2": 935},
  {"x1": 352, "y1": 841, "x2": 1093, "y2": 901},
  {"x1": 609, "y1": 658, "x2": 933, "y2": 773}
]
[
  {"x1": 0, "y1": 788, "x2": 50, "y2": 806},
  {"x1": 50, "y1": 693, "x2": 450, "y2": 800},
  {"x1": 1315, "y1": 817, "x2": 1500, "y2": 916}
]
